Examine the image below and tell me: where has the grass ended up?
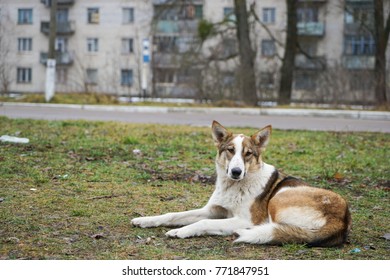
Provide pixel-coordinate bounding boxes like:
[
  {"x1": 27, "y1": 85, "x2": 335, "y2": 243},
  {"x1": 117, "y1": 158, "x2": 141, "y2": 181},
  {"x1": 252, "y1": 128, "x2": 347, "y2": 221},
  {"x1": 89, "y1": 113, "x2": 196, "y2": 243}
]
[
  {"x1": 0, "y1": 93, "x2": 119, "y2": 105},
  {"x1": 0, "y1": 116, "x2": 389, "y2": 260}
]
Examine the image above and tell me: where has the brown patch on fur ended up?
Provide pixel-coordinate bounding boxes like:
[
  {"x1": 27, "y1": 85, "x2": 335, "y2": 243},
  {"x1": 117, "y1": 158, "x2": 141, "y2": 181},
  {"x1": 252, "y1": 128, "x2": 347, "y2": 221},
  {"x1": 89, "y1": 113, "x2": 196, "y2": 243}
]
[
  {"x1": 250, "y1": 174, "x2": 351, "y2": 247},
  {"x1": 210, "y1": 205, "x2": 230, "y2": 219},
  {"x1": 217, "y1": 135, "x2": 235, "y2": 157},
  {"x1": 268, "y1": 186, "x2": 350, "y2": 247},
  {"x1": 250, "y1": 170, "x2": 283, "y2": 225}
]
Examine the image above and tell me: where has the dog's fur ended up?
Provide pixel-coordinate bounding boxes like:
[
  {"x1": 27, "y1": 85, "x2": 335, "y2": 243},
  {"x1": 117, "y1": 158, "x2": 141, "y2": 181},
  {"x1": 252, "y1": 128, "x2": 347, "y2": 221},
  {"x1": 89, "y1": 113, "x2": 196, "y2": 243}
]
[{"x1": 132, "y1": 121, "x2": 351, "y2": 246}]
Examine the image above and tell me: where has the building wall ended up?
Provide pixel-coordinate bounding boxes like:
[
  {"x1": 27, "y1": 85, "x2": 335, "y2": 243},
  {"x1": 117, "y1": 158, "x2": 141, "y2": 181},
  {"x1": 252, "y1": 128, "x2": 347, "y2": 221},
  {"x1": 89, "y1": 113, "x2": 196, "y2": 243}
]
[{"x1": 0, "y1": 0, "x2": 388, "y2": 104}]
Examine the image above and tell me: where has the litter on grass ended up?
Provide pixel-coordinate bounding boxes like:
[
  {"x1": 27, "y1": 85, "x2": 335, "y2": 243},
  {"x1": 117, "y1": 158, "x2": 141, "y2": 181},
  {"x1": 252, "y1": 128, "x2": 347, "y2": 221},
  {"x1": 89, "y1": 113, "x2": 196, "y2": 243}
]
[{"x1": 0, "y1": 135, "x2": 30, "y2": 144}]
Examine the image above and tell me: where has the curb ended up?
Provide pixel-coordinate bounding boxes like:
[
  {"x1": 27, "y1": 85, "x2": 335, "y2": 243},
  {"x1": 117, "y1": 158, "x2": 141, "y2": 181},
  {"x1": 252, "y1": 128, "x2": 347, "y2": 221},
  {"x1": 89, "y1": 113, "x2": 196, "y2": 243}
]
[{"x1": 2, "y1": 102, "x2": 390, "y2": 121}]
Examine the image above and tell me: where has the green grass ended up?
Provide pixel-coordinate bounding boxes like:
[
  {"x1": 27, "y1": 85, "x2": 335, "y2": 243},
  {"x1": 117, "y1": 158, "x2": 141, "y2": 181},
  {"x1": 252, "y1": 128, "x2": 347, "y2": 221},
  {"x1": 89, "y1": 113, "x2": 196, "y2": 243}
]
[{"x1": 0, "y1": 116, "x2": 389, "y2": 260}]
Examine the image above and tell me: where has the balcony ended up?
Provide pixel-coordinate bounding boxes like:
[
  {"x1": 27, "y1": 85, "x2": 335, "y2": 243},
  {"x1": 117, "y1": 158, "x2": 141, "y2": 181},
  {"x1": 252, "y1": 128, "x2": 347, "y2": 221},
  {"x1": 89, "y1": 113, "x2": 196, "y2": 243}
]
[
  {"x1": 156, "y1": 20, "x2": 199, "y2": 34},
  {"x1": 295, "y1": 54, "x2": 326, "y2": 70},
  {"x1": 41, "y1": 21, "x2": 75, "y2": 35},
  {"x1": 41, "y1": 0, "x2": 75, "y2": 6},
  {"x1": 153, "y1": 0, "x2": 203, "y2": 4},
  {"x1": 342, "y1": 55, "x2": 375, "y2": 69},
  {"x1": 40, "y1": 51, "x2": 73, "y2": 66},
  {"x1": 297, "y1": 22, "x2": 325, "y2": 36},
  {"x1": 344, "y1": 23, "x2": 374, "y2": 35}
]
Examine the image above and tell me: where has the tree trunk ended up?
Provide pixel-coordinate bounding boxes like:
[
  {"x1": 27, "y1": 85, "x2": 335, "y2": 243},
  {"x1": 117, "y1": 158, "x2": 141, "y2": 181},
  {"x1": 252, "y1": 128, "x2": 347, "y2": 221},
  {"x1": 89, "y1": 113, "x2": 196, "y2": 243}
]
[
  {"x1": 279, "y1": 0, "x2": 298, "y2": 105},
  {"x1": 234, "y1": 0, "x2": 258, "y2": 106},
  {"x1": 374, "y1": 0, "x2": 389, "y2": 105}
]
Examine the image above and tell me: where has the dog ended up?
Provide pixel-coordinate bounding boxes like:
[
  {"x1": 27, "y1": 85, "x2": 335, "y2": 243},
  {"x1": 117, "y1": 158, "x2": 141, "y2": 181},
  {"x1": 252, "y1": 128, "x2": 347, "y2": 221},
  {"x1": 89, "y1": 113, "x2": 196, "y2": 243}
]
[{"x1": 132, "y1": 121, "x2": 351, "y2": 247}]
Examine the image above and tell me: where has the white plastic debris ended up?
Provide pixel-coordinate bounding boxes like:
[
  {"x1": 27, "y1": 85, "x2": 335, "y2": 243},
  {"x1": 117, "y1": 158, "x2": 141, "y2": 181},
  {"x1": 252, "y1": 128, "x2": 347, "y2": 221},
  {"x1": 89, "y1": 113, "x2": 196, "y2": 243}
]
[{"x1": 0, "y1": 135, "x2": 30, "y2": 144}]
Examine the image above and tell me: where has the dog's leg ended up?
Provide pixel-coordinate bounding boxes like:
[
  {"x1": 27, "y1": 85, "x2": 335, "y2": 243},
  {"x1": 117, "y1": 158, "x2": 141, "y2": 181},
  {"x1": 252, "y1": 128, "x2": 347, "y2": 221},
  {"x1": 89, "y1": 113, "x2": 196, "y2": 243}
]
[
  {"x1": 166, "y1": 218, "x2": 251, "y2": 238},
  {"x1": 233, "y1": 223, "x2": 275, "y2": 244},
  {"x1": 131, "y1": 208, "x2": 211, "y2": 228}
]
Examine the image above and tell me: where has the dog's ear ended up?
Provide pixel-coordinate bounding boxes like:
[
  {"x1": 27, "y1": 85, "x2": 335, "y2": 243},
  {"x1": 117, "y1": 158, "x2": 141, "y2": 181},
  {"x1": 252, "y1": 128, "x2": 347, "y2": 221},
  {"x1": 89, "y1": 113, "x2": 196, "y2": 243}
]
[
  {"x1": 211, "y1": 121, "x2": 231, "y2": 144},
  {"x1": 251, "y1": 125, "x2": 272, "y2": 149}
]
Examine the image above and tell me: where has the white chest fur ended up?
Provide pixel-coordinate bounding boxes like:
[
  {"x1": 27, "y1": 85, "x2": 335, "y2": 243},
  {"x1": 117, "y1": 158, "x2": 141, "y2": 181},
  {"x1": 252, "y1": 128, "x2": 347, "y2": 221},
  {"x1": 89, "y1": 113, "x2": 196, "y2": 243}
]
[{"x1": 207, "y1": 163, "x2": 275, "y2": 220}]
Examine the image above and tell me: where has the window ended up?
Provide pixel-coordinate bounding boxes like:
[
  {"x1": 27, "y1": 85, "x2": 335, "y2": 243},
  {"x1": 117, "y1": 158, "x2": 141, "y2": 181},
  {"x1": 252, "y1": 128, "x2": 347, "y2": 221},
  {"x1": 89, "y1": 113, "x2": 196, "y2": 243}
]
[
  {"x1": 87, "y1": 8, "x2": 99, "y2": 24},
  {"x1": 221, "y1": 38, "x2": 237, "y2": 58},
  {"x1": 194, "y1": 5, "x2": 203, "y2": 19},
  {"x1": 261, "y1": 40, "x2": 276, "y2": 57},
  {"x1": 154, "y1": 4, "x2": 202, "y2": 20},
  {"x1": 121, "y1": 69, "x2": 133, "y2": 86},
  {"x1": 17, "y1": 67, "x2": 32, "y2": 83},
  {"x1": 55, "y1": 37, "x2": 68, "y2": 52},
  {"x1": 262, "y1": 8, "x2": 275, "y2": 24},
  {"x1": 122, "y1": 8, "x2": 134, "y2": 23},
  {"x1": 177, "y1": 68, "x2": 200, "y2": 85},
  {"x1": 299, "y1": 41, "x2": 318, "y2": 56},
  {"x1": 87, "y1": 38, "x2": 99, "y2": 52},
  {"x1": 344, "y1": 35, "x2": 375, "y2": 55},
  {"x1": 222, "y1": 72, "x2": 235, "y2": 87},
  {"x1": 177, "y1": 37, "x2": 195, "y2": 53},
  {"x1": 294, "y1": 71, "x2": 317, "y2": 90},
  {"x1": 86, "y1": 69, "x2": 98, "y2": 84},
  {"x1": 155, "y1": 68, "x2": 175, "y2": 83},
  {"x1": 344, "y1": 3, "x2": 374, "y2": 26},
  {"x1": 223, "y1": 7, "x2": 235, "y2": 21},
  {"x1": 349, "y1": 71, "x2": 374, "y2": 91},
  {"x1": 259, "y1": 72, "x2": 275, "y2": 90},
  {"x1": 121, "y1": 38, "x2": 134, "y2": 54},
  {"x1": 56, "y1": 68, "x2": 68, "y2": 84},
  {"x1": 18, "y1": 38, "x2": 32, "y2": 51},
  {"x1": 57, "y1": 8, "x2": 69, "y2": 23},
  {"x1": 297, "y1": 7, "x2": 319, "y2": 23},
  {"x1": 154, "y1": 36, "x2": 178, "y2": 53},
  {"x1": 18, "y1": 8, "x2": 33, "y2": 24}
]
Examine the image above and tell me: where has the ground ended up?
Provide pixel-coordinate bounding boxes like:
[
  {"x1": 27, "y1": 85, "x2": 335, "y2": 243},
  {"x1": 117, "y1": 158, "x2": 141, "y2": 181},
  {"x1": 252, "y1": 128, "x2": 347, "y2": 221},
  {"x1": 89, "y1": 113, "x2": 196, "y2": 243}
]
[{"x1": 0, "y1": 117, "x2": 389, "y2": 259}]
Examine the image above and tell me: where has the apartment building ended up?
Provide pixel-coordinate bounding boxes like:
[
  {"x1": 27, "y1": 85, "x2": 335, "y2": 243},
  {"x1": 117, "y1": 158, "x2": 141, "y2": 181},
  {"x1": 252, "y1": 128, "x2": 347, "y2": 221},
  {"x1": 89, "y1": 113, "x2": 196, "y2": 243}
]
[
  {"x1": 0, "y1": 0, "x2": 388, "y2": 104},
  {"x1": 0, "y1": 0, "x2": 152, "y2": 96}
]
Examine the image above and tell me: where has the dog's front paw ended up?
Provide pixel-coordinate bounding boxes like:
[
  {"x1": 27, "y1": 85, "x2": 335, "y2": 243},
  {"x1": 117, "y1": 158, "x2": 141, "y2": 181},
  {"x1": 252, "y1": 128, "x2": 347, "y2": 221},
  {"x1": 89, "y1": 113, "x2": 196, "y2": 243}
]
[
  {"x1": 131, "y1": 217, "x2": 159, "y2": 228},
  {"x1": 233, "y1": 229, "x2": 255, "y2": 244},
  {"x1": 166, "y1": 228, "x2": 193, "y2": 239}
]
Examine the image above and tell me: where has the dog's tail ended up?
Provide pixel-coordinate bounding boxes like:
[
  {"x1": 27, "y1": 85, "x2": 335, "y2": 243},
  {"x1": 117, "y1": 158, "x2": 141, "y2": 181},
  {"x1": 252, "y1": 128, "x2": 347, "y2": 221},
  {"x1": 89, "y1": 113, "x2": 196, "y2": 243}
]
[
  {"x1": 235, "y1": 207, "x2": 351, "y2": 247},
  {"x1": 271, "y1": 207, "x2": 351, "y2": 247}
]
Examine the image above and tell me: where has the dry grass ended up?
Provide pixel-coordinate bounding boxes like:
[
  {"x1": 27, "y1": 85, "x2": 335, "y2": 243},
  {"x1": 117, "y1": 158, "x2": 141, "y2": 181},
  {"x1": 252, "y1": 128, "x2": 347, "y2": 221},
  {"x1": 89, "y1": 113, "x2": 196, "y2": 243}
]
[{"x1": 0, "y1": 117, "x2": 389, "y2": 259}]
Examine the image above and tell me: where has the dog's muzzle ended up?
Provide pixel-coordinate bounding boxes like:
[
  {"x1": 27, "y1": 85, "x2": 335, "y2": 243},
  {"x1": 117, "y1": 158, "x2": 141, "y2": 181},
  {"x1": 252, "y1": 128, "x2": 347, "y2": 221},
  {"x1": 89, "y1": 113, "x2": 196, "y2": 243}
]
[{"x1": 230, "y1": 167, "x2": 242, "y2": 180}]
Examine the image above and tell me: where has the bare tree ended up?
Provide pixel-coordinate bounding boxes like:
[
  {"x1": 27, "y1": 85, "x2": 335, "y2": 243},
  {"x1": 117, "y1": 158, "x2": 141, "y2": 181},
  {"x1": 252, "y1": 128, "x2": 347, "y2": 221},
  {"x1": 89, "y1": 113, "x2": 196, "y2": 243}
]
[
  {"x1": 278, "y1": 0, "x2": 298, "y2": 105},
  {"x1": 0, "y1": 8, "x2": 13, "y2": 95},
  {"x1": 374, "y1": 0, "x2": 390, "y2": 105},
  {"x1": 234, "y1": 0, "x2": 257, "y2": 106}
]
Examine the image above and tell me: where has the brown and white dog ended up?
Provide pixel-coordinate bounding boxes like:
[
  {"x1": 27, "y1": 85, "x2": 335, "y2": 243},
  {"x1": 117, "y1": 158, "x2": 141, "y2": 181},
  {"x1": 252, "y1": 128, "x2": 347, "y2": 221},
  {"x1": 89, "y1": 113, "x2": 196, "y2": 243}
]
[{"x1": 132, "y1": 121, "x2": 351, "y2": 247}]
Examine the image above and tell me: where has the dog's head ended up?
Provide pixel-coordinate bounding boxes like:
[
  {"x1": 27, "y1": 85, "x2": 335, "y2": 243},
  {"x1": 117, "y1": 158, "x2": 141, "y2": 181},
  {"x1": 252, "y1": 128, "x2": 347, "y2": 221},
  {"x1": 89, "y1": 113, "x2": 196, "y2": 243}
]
[{"x1": 211, "y1": 120, "x2": 271, "y2": 181}]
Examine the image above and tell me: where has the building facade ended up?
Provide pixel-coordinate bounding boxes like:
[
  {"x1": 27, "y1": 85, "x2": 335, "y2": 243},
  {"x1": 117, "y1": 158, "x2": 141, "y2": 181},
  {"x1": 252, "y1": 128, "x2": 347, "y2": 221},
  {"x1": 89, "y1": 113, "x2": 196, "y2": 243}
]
[{"x1": 0, "y1": 0, "x2": 388, "y2": 104}]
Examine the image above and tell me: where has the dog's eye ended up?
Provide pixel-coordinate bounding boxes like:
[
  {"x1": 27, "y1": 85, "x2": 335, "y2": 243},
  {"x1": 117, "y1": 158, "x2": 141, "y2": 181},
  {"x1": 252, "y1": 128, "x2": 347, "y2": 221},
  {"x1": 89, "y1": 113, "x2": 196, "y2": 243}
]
[
  {"x1": 227, "y1": 147, "x2": 235, "y2": 154},
  {"x1": 245, "y1": 151, "x2": 253, "y2": 157}
]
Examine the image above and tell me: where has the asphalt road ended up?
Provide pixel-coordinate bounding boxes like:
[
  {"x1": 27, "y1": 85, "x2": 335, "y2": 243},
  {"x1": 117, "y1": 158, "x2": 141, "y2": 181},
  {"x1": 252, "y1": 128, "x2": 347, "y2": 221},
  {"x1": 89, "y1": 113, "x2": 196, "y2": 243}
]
[{"x1": 1, "y1": 103, "x2": 389, "y2": 133}]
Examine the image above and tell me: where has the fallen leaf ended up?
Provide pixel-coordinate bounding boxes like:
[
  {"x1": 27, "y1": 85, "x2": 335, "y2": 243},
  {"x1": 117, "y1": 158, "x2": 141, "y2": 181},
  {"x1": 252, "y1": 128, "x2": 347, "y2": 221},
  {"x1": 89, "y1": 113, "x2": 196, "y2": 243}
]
[{"x1": 333, "y1": 172, "x2": 344, "y2": 180}]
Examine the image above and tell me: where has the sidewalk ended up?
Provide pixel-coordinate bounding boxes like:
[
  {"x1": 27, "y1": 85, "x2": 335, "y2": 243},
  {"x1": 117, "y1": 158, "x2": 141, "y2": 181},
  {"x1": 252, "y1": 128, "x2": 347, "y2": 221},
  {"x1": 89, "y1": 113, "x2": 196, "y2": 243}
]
[{"x1": 2, "y1": 102, "x2": 390, "y2": 121}]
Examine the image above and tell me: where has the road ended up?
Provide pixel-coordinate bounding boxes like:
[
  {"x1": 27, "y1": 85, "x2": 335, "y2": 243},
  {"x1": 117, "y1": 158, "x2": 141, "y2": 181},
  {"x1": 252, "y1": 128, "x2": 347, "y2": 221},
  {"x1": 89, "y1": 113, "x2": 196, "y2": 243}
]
[{"x1": 1, "y1": 103, "x2": 389, "y2": 132}]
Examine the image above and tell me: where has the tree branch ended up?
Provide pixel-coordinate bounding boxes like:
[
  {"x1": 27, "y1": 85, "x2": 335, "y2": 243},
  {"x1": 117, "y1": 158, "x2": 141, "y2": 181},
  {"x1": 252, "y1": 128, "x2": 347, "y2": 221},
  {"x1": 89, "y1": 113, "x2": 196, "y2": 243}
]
[
  {"x1": 249, "y1": 2, "x2": 283, "y2": 60},
  {"x1": 249, "y1": 3, "x2": 284, "y2": 48},
  {"x1": 384, "y1": 9, "x2": 390, "y2": 47}
]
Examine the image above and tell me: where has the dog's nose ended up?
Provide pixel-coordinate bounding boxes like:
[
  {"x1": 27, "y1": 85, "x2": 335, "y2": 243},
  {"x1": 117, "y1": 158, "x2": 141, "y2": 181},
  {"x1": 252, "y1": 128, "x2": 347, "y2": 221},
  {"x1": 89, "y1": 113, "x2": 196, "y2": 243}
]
[{"x1": 231, "y1": 167, "x2": 242, "y2": 179}]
